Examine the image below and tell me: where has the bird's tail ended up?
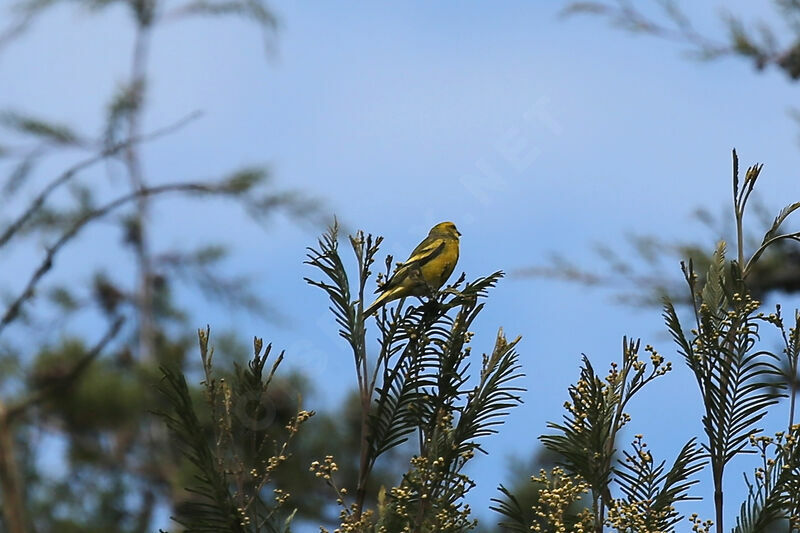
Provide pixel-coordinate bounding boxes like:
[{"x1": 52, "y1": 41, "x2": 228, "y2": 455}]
[{"x1": 363, "y1": 287, "x2": 403, "y2": 317}]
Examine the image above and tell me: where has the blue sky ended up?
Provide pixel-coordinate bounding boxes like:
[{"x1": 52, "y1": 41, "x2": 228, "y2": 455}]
[{"x1": 3, "y1": 0, "x2": 800, "y2": 530}]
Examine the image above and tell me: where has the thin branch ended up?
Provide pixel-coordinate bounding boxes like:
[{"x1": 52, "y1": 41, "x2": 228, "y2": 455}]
[
  {"x1": 0, "y1": 11, "x2": 35, "y2": 54},
  {"x1": 744, "y1": 232, "x2": 800, "y2": 278},
  {"x1": 0, "y1": 180, "x2": 219, "y2": 336},
  {"x1": 0, "y1": 110, "x2": 203, "y2": 249},
  {"x1": 565, "y1": 0, "x2": 731, "y2": 57},
  {"x1": 124, "y1": 22, "x2": 156, "y2": 363}
]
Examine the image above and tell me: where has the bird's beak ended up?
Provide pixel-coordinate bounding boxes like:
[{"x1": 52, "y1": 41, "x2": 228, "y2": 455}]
[{"x1": 456, "y1": 229, "x2": 462, "y2": 237}]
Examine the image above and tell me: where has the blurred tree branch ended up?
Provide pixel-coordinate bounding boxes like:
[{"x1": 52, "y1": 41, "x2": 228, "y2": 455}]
[
  {"x1": 0, "y1": 178, "x2": 251, "y2": 336},
  {"x1": 0, "y1": 316, "x2": 124, "y2": 533},
  {"x1": 564, "y1": 0, "x2": 800, "y2": 79},
  {"x1": 0, "y1": 111, "x2": 203, "y2": 249},
  {"x1": 0, "y1": 1, "x2": 330, "y2": 530},
  {"x1": 523, "y1": 2, "x2": 800, "y2": 307}
]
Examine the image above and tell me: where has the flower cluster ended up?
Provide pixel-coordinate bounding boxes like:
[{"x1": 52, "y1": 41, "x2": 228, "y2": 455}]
[
  {"x1": 380, "y1": 455, "x2": 476, "y2": 532},
  {"x1": 688, "y1": 513, "x2": 713, "y2": 533},
  {"x1": 529, "y1": 467, "x2": 593, "y2": 533}
]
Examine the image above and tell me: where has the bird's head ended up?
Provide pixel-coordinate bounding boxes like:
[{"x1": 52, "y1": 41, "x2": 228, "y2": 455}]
[{"x1": 429, "y1": 221, "x2": 461, "y2": 238}]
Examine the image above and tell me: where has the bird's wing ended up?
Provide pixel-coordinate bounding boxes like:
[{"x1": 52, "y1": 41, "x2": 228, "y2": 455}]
[
  {"x1": 404, "y1": 237, "x2": 446, "y2": 267},
  {"x1": 376, "y1": 237, "x2": 445, "y2": 293}
]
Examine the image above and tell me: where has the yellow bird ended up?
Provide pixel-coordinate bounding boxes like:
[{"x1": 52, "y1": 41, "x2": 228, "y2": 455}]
[{"x1": 364, "y1": 221, "x2": 461, "y2": 316}]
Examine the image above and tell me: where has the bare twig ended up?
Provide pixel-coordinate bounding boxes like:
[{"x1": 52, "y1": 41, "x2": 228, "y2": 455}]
[
  {"x1": 744, "y1": 232, "x2": 800, "y2": 279},
  {"x1": 0, "y1": 111, "x2": 203, "y2": 249},
  {"x1": 0, "y1": 11, "x2": 35, "y2": 54},
  {"x1": 124, "y1": 23, "x2": 156, "y2": 363},
  {"x1": 0, "y1": 180, "x2": 219, "y2": 336},
  {"x1": 564, "y1": 0, "x2": 731, "y2": 57}
]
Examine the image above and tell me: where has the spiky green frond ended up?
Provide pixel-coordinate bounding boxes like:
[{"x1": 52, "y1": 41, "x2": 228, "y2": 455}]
[
  {"x1": 379, "y1": 303, "x2": 523, "y2": 513},
  {"x1": 157, "y1": 330, "x2": 302, "y2": 533},
  {"x1": 156, "y1": 364, "x2": 246, "y2": 533},
  {"x1": 732, "y1": 426, "x2": 800, "y2": 533},
  {"x1": 306, "y1": 225, "x2": 518, "y2": 529},
  {"x1": 491, "y1": 468, "x2": 593, "y2": 533},
  {"x1": 663, "y1": 297, "x2": 696, "y2": 373},
  {"x1": 443, "y1": 270, "x2": 505, "y2": 309},
  {"x1": 305, "y1": 223, "x2": 372, "y2": 368},
  {"x1": 490, "y1": 484, "x2": 531, "y2": 533},
  {"x1": 369, "y1": 304, "x2": 446, "y2": 459},
  {"x1": 540, "y1": 356, "x2": 616, "y2": 494},
  {"x1": 455, "y1": 330, "x2": 524, "y2": 454},
  {"x1": 540, "y1": 336, "x2": 673, "y2": 520},
  {"x1": 700, "y1": 241, "x2": 727, "y2": 313},
  {"x1": 612, "y1": 437, "x2": 705, "y2": 532},
  {"x1": 664, "y1": 248, "x2": 784, "y2": 470},
  {"x1": 762, "y1": 202, "x2": 800, "y2": 245}
]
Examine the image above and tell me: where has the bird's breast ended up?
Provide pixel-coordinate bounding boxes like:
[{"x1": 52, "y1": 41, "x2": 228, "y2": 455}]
[{"x1": 420, "y1": 241, "x2": 459, "y2": 288}]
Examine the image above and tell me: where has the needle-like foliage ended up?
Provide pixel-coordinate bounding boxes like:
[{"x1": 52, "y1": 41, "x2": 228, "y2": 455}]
[
  {"x1": 732, "y1": 426, "x2": 800, "y2": 533},
  {"x1": 492, "y1": 466, "x2": 595, "y2": 533},
  {"x1": 608, "y1": 436, "x2": 705, "y2": 532},
  {"x1": 491, "y1": 484, "x2": 532, "y2": 533},
  {"x1": 493, "y1": 333, "x2": 702, "y2": 533},
  {"x1": 157, "y1": 362, "x2": 245, "y2": 533},
  {"x1": 305, "y1": 223, "x2": 524, "y2": 530},
  {"x1": 663, "y1": 250, "x2": 784, "y2": 463},
  {"x1": 376, "y1": 329, "x2": 524, "y2": 532},
  {"x1": 156, "y1": 328, "x2": 311, "y2": 532},
  {"x1": 536, "y1": 338, "x2": 679, "y2": 531},
  {"x1": 661, "y1": 152, "x2": 797, "y2": 532}
]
